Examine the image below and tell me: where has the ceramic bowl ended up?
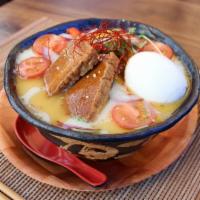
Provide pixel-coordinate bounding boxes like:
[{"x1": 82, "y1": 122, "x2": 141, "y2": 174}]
[{"x1": 4, "y1": 18, "x2": 200, "y2": 160}]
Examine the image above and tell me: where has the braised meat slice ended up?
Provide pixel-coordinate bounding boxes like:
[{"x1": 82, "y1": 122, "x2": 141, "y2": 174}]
[
  {"x1": 44, "y1": 41, "x2": 98, "y2": 96},
  {"x1": 65, "y1": 52, "x2": 119, "y2": 121}
]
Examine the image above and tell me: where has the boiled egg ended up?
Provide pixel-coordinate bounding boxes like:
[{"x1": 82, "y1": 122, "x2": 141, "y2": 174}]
[{"x1": 125, "y1": 52, "x2": 188, "y2": 103}]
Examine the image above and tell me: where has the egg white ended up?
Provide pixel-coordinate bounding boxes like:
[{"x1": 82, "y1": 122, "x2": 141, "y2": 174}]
[{"x1": 125, "y1": 52, "x2": 188, "y2": 103}]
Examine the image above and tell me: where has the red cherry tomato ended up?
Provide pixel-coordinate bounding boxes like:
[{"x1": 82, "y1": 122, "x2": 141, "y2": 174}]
[
  {"x1": 112, "y1": 103, "x2": 141, "y2": 129},
  {"x1": 142, "y1": 41, "x2": 173, "y2": 59},
  {"x1": 32, "y1": 34, "x2": 67, "y2": 55},
  {"x1": 18, "y1": 57, "x2": 50, "y2": 79},
  {"x1": 111, "y1": 101, "x2": 156, "y2": 130},
  {"x1": 66, "y1": 27, "x2": 81, "y2": 37}
]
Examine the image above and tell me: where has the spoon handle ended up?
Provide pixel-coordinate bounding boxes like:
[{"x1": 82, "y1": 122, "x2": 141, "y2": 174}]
[
  {"x1": 55, "y1": 150, "x2": 107, "y2": 187},
  {"x1": 14, "y1": 116, "x2": 107, "y2": 187}
]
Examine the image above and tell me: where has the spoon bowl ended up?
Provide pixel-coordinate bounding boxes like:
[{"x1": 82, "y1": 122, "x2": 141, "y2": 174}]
[{"x1": 14, "y1": 116, "x2": 107, "y2": 187}]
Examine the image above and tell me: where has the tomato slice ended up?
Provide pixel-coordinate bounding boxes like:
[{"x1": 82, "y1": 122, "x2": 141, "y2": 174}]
[
  {"x1": 112, "y1": 103, "x2": 140, "y2": 129},
  {"x1": 66, "y1": 27, "x2": 81, "y2": 37},
  {"x1": 142, "y1": 41, "x2": 173, "y2": 59},
  {"x1": 18, "y1": 57, "x2": 51, "y2": 79},
  {"x1": 32, "y1": 34, "x2": 67, "y2": 55},
  {"x1": 111, "y1": 101, "x2": 155, "y2": 130}
]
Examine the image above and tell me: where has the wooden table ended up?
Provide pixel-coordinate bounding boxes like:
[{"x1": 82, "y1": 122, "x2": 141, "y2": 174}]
[
  {"x1": 1, "y1": 0, "x2": 200, "y2": 66},
  {"x1": 0, "y1": 1, "x2": 200, "y2": 199}
]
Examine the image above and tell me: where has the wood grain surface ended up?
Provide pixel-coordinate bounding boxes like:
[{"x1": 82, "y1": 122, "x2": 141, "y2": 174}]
[{"x1": 0, "y1": 0, "x2": 200, "y2": 67}]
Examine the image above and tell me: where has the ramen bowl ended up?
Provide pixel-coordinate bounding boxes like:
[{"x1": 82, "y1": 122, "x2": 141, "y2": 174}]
[{"x1": 4, "y1": 18, "x2": 200, "y2": 160}]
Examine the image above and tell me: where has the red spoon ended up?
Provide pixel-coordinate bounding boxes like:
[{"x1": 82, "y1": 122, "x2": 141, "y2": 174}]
[{"x1": 14, "y1": 116, "x2": 107, "y2": 187}]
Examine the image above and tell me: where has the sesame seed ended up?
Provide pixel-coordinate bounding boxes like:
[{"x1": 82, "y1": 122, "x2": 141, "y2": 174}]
[
  {"x1": 85, "y1": 95, "x2": 89, "y2": 99},
  {"x1": 93, "y1": 73, "x2": 96, "y2": 78},
  {"x1": 56, "y1": 66, "x2": 60, "y2": 70},
  {"x1": 86, "y1": 75, "x2": 89, "y2": 78},
  {"x1": 98, "y1": 70, "x2": 101, "y2": 74}
]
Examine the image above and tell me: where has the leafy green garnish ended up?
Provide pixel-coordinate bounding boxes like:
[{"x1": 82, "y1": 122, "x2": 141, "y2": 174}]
[{"x1": 128, "y1": 27, "x2": 136, "y2": 34}]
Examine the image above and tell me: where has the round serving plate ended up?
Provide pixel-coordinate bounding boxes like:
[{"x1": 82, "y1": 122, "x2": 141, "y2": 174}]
[{"x1": 0, "y1": 89, "x2": 199, "y2": 191}]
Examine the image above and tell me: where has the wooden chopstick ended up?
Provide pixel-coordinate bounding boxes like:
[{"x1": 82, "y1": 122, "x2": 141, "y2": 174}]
[
  {"x1": 0, "y1": 182, "x2": 24, "y2": 200},
  {"x1": 0, "y1": 191, "x2": 11, "y2": 200}
]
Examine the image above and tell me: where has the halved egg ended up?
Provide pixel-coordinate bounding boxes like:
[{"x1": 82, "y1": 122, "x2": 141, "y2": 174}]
[{"x1": 125, "y1": 52, "x2": 188, "y2": 103}]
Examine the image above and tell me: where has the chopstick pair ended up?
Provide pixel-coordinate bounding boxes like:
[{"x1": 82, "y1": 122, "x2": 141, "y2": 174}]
[{"x1": 0, "y1": 182, "x2": 23, "y2": 200}]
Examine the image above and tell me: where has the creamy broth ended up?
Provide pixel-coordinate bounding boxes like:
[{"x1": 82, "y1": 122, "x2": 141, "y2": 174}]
[
  {"x1": 16, "y1": 76, "x2": 132, "y2": 133},
  {"x1": 16, "y1": 63, "x2": 188, "y2": 134}
]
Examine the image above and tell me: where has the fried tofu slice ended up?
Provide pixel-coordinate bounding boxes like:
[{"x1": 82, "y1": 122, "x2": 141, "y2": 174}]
[
  {"x1": 44, "y1": 41, "x2": 98, "y2": 95},
  {"x1": 65, "y1": 52, "x2": 119, "y2": 121}
]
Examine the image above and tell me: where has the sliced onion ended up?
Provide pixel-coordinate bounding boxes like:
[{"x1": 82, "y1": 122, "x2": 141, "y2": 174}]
[
  {"x1": 110, "y1": 83, "x2": 141, "y2": 102},
  {"x1": 86, "y1": 28, "x2": 98, "y2": 34},
  {"x1": 144, "y1": 101, "x2": 159, "y2": 122},
  {"x1": 42, "y1": 47, "x2": 59, "y2": 63},
  {"x1": 59, "y1": 33, "x2": 73, "y2": 40},
  {"x1": 57, "y1": 121, "x2": 100, "y2": 132}
]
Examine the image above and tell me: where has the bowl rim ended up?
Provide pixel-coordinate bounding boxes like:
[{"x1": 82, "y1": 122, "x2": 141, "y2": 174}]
[{"x1": 4, "y1": 18, "x2": 200, "y2": 142}]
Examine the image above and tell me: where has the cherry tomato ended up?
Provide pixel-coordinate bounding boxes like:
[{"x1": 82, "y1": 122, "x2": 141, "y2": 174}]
[
  {"x1": 32, "y1": 34, "x2": 67, "y2": 55},
  {"x1": 142, "y1": 42, "x2": 173, "y2": 59},
  {"x1": 111, "y1": 101, "x2": 157, "y2": 130},
  {"x1": 18, "y1": 57, "x2": 50, "y2": 79},
  {"x1": 66, "y1": 27, "x2": 81, "y2": 37},
  {"x1": 112, "y1": 103, "x2": 140, "y2": 129}
]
